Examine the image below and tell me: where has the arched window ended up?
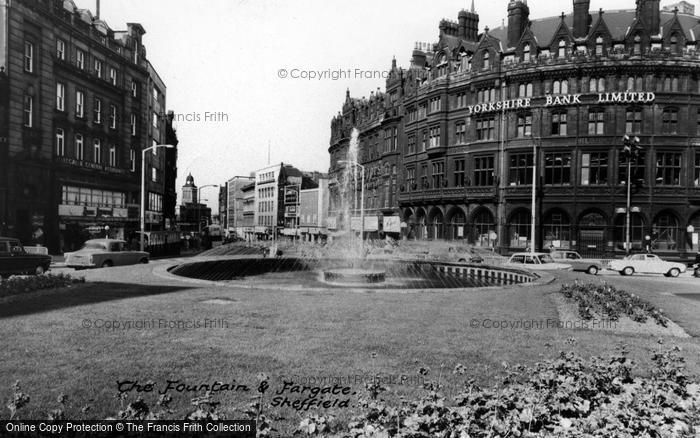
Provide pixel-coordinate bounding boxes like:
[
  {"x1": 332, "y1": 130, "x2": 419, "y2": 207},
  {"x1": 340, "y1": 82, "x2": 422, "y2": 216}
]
[
  {"x1": 614, "y1": 213, "x2": 645, "y2": 251},
  {"x1": 470, "y1": 209, "x2": 497, "y2": 247},
  {"x1": 523, "y1": 43, "x2": 531, "y2": 62},
  {"x1": 449, "y1": 210, "x2": 466, "y2": 240},
  {"x1": 653, "y1": 211, "x2": 680, "y2": 251},
  {"x1": 634, "y1": 34, "x2": 642, "y2": 54},
  {"x1": 483, "y1": 51, "x2": 490, "y2": 70},
  {"x1": 553, "y1": 80, "x2": 569, "y2": 94},
  {"x1": 589, "y1": 77, "x2": 605, "y2": 93},
  {"x1": 558, "y1": 39, "x2": 566, "y2": 58},
  {"x1": 595, "y1": 36, "x2": 604, "y2": 55},
  {"x1": 427, "y1": 210, "x2": 444, "y2": 240}
]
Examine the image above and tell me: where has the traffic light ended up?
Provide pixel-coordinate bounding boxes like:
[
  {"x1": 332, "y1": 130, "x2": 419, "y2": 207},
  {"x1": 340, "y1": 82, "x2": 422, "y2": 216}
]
[{"x1": 622, "y1": 135, "x2": 641, "y2": 160}]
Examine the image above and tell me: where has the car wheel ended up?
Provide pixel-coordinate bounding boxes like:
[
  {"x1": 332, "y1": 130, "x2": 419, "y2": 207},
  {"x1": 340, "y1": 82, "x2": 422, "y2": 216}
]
[
  {"x1": 101, "y1": 260, "x2": 113, "y2": 268},
  {"x1": 34, "y1": 265, "x2": 45, "y2": 275},
  {"x1": 586, "y1": 266, "x2": 599, "y2": 275},
  {"x1": 622, "y1": 267, "x2": 634, "y2": 276},
  {"x1": 668, "y1": 268, "x2": 680, "y2": 278},
  {"x1": 139, "y1": 258, "x2": 149, "y2": 264}
]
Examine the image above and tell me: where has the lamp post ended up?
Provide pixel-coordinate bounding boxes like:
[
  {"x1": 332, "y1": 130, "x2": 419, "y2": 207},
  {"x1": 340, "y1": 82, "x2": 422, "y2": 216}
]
[
  {"x1": 339, "y1": 160, "x2": 365, "y2": 248},
  {"x1": 141, "y1": 144, "x2": 174, "y2": 252},
  {"x1": 526, "y1": 135, "x2": 540, "y2": 254},
  {"x1": 197, "y1": 184, "x2": 218, "y2": 241},
  {"x1": 622, "y1": 135, "x2": 641, "y2": 255}
]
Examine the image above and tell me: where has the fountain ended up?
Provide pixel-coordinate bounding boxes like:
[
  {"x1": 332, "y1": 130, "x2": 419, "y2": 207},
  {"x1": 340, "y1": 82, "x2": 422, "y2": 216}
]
[
  {"x1": 167, "y1": 133, "x2": 537, "y2": 289},
  {"x1": 321, "y1": 128, "x2": 387, "y2": 285}
]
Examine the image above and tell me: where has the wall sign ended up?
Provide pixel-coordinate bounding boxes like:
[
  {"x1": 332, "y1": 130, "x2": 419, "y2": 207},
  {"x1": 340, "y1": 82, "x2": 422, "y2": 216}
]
[{"x1": 465, "y1": 92, "x2": 656, "y2": 115}]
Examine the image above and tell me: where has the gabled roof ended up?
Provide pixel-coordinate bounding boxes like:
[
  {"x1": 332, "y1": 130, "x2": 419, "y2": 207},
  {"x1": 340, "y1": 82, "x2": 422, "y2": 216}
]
[{"x1": 483, "y1": 9, "x2": 700, "y2": 48}]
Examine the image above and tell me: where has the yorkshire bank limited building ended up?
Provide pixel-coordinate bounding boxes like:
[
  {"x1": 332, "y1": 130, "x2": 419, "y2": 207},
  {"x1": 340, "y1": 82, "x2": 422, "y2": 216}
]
[{"x1": 329, "y1": 0, "x2": 700, "y2": 258}]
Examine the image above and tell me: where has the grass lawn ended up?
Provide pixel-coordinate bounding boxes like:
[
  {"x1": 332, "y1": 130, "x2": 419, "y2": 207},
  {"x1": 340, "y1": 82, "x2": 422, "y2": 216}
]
[{"x1": 1, "y1": 274, "x2": 699, "y2": 433}]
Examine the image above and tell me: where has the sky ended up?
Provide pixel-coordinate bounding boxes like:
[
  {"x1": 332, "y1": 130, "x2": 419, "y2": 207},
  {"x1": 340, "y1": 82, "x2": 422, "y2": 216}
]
[{"x1": 73, "y1": 0, "x2": 653, "y2": 209}]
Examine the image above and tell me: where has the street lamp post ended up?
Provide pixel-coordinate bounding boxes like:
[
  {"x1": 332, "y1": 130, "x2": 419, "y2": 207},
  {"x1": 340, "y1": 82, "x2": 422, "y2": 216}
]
[
  {"x1": 622, "y1": 135, "x2": 641, "y2": 255},
  {"x1": 141, "y1": 144, "x2": 174, "y2": 252},
  {"x1": 339, "y1": 160, "x2": 365, "y2": 249},
  {"x1": 197, "y1": 184, "x2": 219, "y2": 242},
  {"x1": 526, "y1": 135, "x2": 540, "y2": 254}
]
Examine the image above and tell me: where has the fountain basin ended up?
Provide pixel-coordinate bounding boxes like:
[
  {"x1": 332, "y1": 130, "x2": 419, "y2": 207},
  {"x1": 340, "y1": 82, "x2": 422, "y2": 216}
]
[{"x1": 323, "y1": 268, "x2": 386, "y2": 284}]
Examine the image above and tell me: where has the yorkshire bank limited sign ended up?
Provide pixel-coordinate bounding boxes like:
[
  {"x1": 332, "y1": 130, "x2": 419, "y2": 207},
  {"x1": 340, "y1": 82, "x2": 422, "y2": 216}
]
[{"x1": 465, "y1": 92, "x2": 656, "y2": 115}]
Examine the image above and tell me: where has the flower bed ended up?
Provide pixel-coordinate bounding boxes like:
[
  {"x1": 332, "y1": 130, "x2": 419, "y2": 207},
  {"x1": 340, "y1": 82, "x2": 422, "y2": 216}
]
[
  {"x1": 6, "y1": 348, "x2": 699, "y2": 437},
  {"x1": 0, "y1": 273, "x2": 85, "y2": 298},
  {"x1": 560, "y1": 282, "x2": 669, "y2": 327}
]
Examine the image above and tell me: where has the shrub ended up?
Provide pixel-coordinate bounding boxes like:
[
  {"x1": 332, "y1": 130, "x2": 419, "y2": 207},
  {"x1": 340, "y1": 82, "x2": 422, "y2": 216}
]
[
  {"x1": 0, "y1": 273, "x2": 85, "y2": 297},
  {"x1": 6, "y1": 349, "x2": 699, "y2": 436},
  {"x1": 560, "y1": 282, "x2": 669, "y2": 327}
]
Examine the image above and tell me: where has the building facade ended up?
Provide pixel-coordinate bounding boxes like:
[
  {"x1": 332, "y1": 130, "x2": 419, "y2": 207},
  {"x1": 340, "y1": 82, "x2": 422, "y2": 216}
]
[
  {"x1": 0, "y1": 0, "x2": 174, "y2": 252},
  {"x1": 178, "y1": 173, "x2": 210, "y2": 233},
  {"x1": 224, "y1": 175, "x2": 255, "y2": 238},
  {"x1": 329, "y1": 0, "x2": 700, "y2": 257},
  {"x1": 299, "y1": 178, "x2": 330, "y2": 241}
]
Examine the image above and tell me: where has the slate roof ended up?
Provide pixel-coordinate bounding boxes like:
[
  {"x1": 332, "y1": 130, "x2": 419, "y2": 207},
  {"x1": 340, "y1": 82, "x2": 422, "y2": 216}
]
[{"x1": 482, "y1": 9, "x2": 700, "y2": 48}]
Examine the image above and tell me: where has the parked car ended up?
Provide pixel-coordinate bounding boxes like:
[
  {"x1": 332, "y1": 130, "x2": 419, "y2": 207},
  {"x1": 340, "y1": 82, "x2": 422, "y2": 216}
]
[
  {"x1": 431, "y1": 246, "x2": 484, "y2": 264},
  {"x1": 549, "y1": 250, "x2": 604, "y2": 275},
  {"x1": 506, "y1": 252, "x2": 573, "y2": 271},
  {"x1": 65, "y1": 239, "x2": 149, "y2": 269},
  {"x1": 607, "y1": 253, "x2": 686, "y2": 277},
  {"x1": 0, "y1": 237, "x2": 52, "y2": 277}
]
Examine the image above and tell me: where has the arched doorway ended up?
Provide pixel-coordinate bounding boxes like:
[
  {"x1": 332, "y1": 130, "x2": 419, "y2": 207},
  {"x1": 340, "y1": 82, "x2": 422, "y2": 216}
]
[
  {"x1": 414, "y1": 208, "x2": 427, "y2": 240},
  {"x1": 402, "y1": 208, "x2": 414, "y2": 240},
  {"x1": 447, "y1": 207, "x2": 466, "y2": 240},
  {"x1": 577, "y1": 210, "x2": 607, "y2": 256},
  {"x1": 507, "y1": 209, "x2": 531, "y2": 249},
  {"x1": 469, "y1": 208, "x2": 497, "y2": 247},
  {"x1": 543, "y1": 209, "x2": 571, "y2": 250},
  {"x1": 614, "y1": 212, "x2": 645, "y2": 251},
  {"x1": 427, "y1": 208, "x2": 444, "y2": 240},
  {"x1": 652, "y1": 210, "x2": 680, "y2": 251}
]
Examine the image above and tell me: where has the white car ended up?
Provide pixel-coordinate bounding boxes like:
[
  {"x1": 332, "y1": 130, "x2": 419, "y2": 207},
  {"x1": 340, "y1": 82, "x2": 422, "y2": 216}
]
[
  {"x1": 607, "y1": 254, "x2": 686, "y2": 277},
  {"x1": 506, "y1": 252, "x2": 573, "y2": 271},
  {"x1": 65, "y1": 239, "x2": 149, "y2": 269}
]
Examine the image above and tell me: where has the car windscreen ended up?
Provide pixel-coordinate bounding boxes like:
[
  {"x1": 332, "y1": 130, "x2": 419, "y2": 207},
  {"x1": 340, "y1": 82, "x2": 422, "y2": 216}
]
[
  {"x1": 82, "y1": 243, "x2": 107, "y2": 250},
  {"x1": 537, "y1": 254, "x2": 555, "y2": 263}
]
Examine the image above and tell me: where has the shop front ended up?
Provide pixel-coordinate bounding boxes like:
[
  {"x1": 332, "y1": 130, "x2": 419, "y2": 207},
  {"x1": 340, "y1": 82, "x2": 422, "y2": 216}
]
[{"x1": 58, "y1": 204, "x2": 138, "y2": 252}]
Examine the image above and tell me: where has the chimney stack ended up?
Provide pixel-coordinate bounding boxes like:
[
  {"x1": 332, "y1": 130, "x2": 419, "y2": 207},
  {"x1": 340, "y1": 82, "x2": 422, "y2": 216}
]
[
  {"x1": 573, "y1": 0, "x2": 591, "y2": 38},
  {"x1": 507, "y1": 0, "x2": 529, "y2": 48},
  {"x1": 95, "y1": 0, "x2": 100, "y2": 19},
  {"x1": 636, "y1": 0, "x2": 661, "y2": 35}
]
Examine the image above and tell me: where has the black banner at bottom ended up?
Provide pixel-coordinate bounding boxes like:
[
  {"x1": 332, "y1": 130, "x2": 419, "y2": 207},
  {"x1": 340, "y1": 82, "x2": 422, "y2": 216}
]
[{"x1": 1, "y1": 420, "x2": 256, "y2": 437}]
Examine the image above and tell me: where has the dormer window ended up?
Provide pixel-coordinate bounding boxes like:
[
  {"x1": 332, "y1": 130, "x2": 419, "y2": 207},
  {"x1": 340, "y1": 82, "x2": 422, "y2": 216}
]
[
  {"x1": 634, "y1": 34, "x2": 641, "y2": 54},
  {"x1": 670, "y1": 34, "x2": 678, "y2": 53},
  {"x1": 558, "y1": 39, "x2": 566, "y2": 58},
  {"x1": 483, "y1": 51, "x2": 490, "y2": 70},
  {"x1": 523, "y1": 43, "x2": 531, "y2": 62},
  {"x1": 595, "y1": 36, "x2": 604, "y2": 56}
]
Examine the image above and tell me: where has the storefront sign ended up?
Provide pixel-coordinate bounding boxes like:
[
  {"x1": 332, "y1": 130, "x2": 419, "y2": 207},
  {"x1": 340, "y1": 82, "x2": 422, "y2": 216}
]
[
  {"x1": 364, "y1": 216, "x2": 379, "y2": 232},
  {"x1": 466, "y1": 92, "x2": 656, "y2": 115},
  {"x1": 597, "y1": 92, "x2": 655, "y2": 104},
  {"x1": 59, "y1": 204, "x2": 85, "y2": 217},
  {"x1": 383, "y1": 216, "x2": 401, "y2": 233},
  {"x1": 327, "y1": 217, "x2": 338, "y2": 230}
]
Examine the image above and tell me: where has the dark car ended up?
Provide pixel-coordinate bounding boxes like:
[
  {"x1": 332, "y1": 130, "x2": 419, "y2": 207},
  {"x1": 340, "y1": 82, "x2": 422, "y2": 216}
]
[{"x1": 0, "y1": 237, "x2": 52, "y2": 277}]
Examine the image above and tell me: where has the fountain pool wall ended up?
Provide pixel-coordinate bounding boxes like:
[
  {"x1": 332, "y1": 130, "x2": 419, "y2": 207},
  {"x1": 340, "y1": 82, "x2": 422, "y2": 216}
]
[{"x1": 168, "y1": 258, "x2": 538, "y2": 290}]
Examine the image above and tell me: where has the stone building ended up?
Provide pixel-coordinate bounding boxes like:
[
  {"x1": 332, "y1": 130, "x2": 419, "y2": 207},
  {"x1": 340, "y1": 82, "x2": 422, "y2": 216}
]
[
  {"x1": 329, "y1": 0, "x2": 700, "y2": 257},
  {"x1": 0, "y1": 0, "x2": 174, "y2": 252}
]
